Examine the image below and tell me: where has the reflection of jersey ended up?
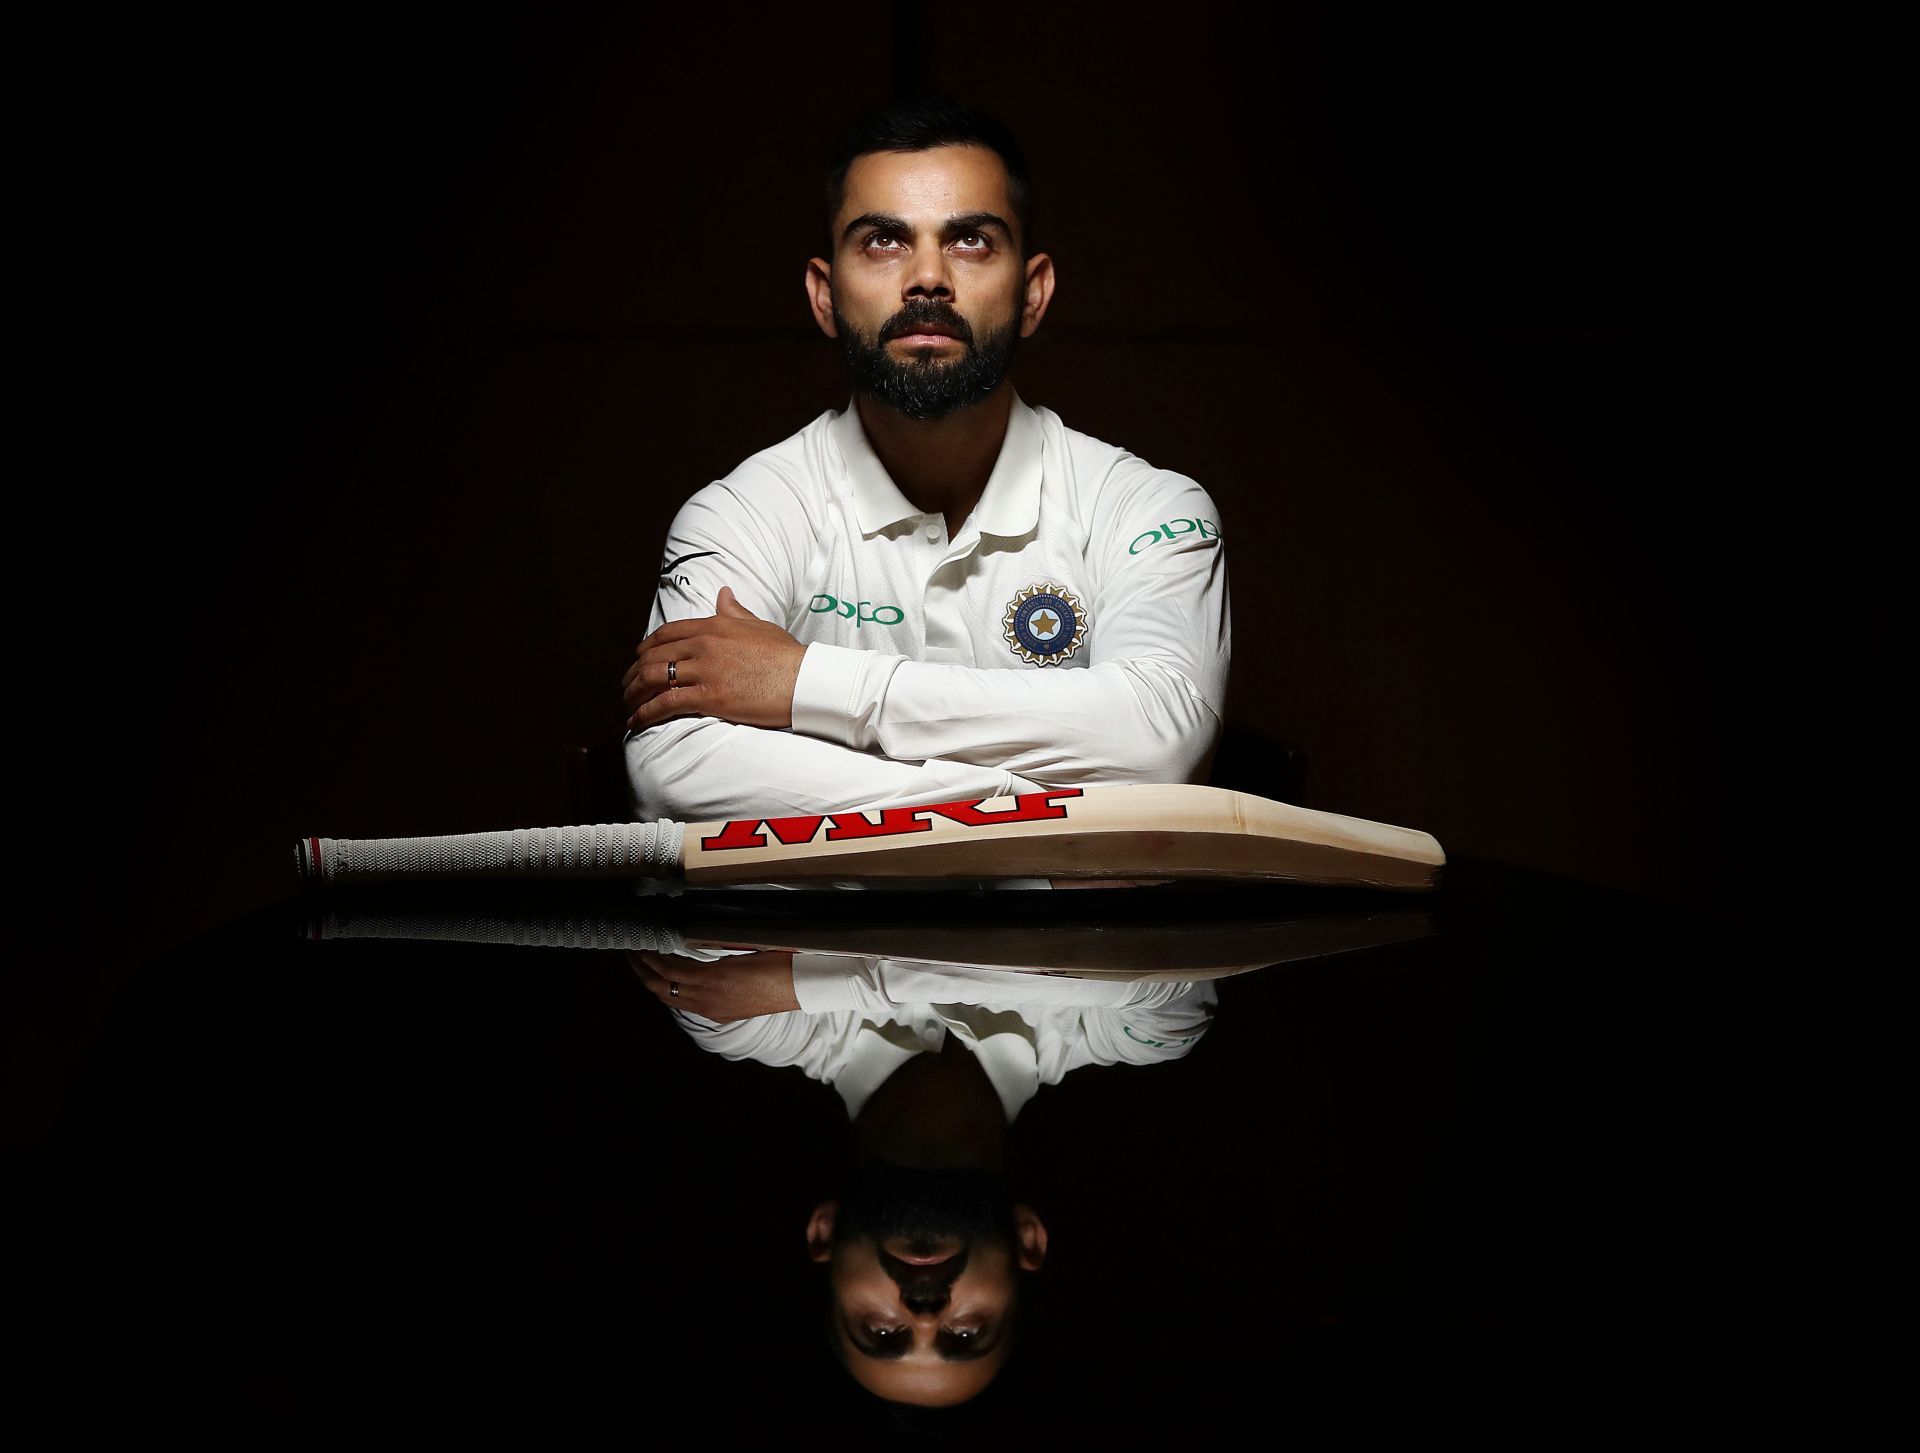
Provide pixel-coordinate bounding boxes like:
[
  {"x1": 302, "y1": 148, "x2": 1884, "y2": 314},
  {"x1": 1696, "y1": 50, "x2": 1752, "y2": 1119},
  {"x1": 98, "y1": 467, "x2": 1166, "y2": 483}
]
[
  {"x1": 672, "y1": 954, "x2": 1217, "y2": 1122},
  {"x1": 627, "y1": 394, "x2": 1230, "y2": 823}
]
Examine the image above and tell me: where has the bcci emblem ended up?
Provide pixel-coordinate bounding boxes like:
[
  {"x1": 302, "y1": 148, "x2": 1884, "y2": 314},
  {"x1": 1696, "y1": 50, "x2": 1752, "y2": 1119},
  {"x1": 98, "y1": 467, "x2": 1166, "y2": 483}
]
[{"x1": 1002, "y1": 582, "x2": 1088, "y2": 666}]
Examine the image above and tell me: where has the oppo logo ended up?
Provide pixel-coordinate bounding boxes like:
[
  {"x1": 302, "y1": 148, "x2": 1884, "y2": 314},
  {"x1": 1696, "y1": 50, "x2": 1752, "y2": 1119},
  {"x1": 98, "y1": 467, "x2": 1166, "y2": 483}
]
[
  {"x1": 1129, "y1": 518, "x2": 1222, "y2": 555},
  {"x1": 809, "y1": 593, "x2": 906, "y2": 627}
]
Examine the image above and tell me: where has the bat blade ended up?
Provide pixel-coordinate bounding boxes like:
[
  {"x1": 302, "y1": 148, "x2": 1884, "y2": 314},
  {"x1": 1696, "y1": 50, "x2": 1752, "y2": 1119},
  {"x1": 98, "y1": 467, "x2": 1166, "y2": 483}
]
[{"x1": 680, "y1": 785, "x2": 1444, "y2": 890}]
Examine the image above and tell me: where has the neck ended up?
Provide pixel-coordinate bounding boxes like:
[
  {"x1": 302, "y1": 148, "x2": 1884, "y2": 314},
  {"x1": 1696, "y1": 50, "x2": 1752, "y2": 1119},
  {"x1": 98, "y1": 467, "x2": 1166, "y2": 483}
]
[
  {"x1": 853, "y1": 1034, "x2": 1007, "y2": 1173},
  {"x1": 855, "y1": 382, "x2": 1015, "y2": 539}
]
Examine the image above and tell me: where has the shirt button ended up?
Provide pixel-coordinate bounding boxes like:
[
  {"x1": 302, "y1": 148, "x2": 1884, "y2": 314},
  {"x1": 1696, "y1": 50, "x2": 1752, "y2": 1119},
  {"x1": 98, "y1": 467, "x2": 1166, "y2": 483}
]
[{"x1": 924, "y1": 522, "x2": 940, "y2": 542}]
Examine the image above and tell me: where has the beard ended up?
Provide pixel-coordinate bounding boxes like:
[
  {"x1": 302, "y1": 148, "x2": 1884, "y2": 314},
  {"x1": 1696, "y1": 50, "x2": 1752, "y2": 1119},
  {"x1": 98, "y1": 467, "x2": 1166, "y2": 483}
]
[
  {"x1": 833, "y1": 295, "x2": 1020, "y2": 421},
  {"x1": 832, "y1": 1160, "x2": 1017, "y2": 1257}
]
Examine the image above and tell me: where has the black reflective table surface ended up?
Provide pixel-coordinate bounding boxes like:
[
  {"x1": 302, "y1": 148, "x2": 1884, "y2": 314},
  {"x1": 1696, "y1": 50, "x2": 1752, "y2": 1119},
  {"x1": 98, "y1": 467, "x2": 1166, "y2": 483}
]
[{"x1": 11, "y1": 862, "x2": 1723, "y2": 1445}]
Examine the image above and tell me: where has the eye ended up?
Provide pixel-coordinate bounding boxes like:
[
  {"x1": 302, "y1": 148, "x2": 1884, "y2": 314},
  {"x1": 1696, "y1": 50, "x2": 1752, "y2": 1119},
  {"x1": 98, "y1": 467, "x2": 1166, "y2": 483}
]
[
  {"x1": 954, "y1": 232, "x2": 989, "y2": 252},
  {"x1": 864, "y1": 232, "x2": 905, "y2": 253}
]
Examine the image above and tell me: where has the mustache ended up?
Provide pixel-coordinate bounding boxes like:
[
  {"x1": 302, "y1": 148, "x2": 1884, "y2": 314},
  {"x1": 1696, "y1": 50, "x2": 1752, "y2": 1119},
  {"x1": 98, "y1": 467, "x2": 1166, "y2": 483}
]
[
  {"x1": 880, "y1": 301, "x2": 975, "y2": 345},
  {"x1": 882, "y1": 1247, "x2": 971, "y2": 1316}
]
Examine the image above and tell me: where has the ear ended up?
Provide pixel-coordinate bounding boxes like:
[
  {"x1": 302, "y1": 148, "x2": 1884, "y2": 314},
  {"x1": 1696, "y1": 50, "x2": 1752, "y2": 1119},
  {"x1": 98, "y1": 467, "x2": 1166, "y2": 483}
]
[
  {"x1": 1013, "y1": 1204, "x2": 1049, "y2": 1271},
  {"x1": 1019, "y1": 253, "x2": 1055, "y2": 339},
  {"x1": 806, "y1": 1200, "x2": 838, "y2": 1262},
  {"x1": 805, "y1": 258, "x2": 838, "y2": 338}
]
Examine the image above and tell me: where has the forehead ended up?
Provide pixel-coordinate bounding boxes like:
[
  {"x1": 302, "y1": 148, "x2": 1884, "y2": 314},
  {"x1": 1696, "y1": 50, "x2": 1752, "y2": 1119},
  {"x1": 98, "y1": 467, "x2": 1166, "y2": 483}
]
[{"x1": 837, "y1": 145, "x2": 1016, "y2": 232}]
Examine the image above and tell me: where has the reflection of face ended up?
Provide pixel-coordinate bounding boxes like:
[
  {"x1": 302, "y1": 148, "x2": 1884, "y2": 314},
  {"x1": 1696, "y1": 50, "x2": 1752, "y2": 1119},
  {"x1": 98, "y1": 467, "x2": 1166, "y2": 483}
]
[
  {"x1": 810, "y1": 1162, "x2": 1046, "y2": 1406},
  {"x1": 825, "y1": 145, "x2": 1030, "y2": 420}
]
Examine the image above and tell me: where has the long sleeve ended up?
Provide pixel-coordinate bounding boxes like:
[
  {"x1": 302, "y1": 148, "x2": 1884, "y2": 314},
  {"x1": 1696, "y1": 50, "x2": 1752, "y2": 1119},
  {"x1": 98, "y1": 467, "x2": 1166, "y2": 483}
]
[
  {"x1": 675, "y1": 964, "x2": 1216, "y2": 1121},
  {"x1": 670, "y1": 1005, "x2": 860, "y2": 1080},
  {"x1": 627, "y1": 469, "x2": 1040, "y2": 822},
  {"x1": 626, "y1": 406, "x2": 1231, "y2": 819},
  {"x1": 628, "y1": 717, "x2": 1043, "y2": 823},
  {"x1": 670, "y1": 1005, "x2": 928, "y2": 1116},
  {"x1": 791, "y1": 955, "x2": 1205, "y2": 1014},
  {"x1": 789, "y1": 468, "x2": 1229, "y2": 787},
  {"x1": 1035, "y1": 980, "x2": 1219, "y2": 1082}
]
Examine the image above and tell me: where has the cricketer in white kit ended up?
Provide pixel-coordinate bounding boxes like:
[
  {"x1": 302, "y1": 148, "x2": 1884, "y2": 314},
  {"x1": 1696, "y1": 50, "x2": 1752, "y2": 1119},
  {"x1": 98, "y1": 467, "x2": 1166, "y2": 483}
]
[
  {"x1": 621, "y1": 102, "x2": 1230, "y2": 826},
  {"x1": 625, "y1": 398, "x2": 1228, "y2": 822}
]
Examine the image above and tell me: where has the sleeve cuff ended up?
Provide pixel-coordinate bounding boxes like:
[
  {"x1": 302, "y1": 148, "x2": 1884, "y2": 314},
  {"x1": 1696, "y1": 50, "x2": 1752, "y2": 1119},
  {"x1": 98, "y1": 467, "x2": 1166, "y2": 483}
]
[
  {"x1": 791, "y1": 643, "x2": 896, "y2": 750},
  {"x1": 792, "y1": 951, "x2": 875, "y2": 1012}
]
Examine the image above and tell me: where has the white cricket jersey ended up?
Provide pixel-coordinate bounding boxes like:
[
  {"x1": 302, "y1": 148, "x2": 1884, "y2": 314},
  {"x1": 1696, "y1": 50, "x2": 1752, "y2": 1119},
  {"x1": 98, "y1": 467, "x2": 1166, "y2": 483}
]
[
  {"x1": 626, "y1": 393, "x2": 1230, "y2": 823},
  {"x1": 670, "y1": 955, "x2": 1218, "y2": 1121}
]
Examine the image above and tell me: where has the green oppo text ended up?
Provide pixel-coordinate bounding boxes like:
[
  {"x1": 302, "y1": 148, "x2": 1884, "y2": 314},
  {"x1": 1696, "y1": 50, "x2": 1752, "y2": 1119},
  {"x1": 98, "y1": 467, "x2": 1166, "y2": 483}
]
[
  {"x1": 809, "y1": 594, "x2": 906, "y2": 627},
  {"x1": 1130, "y1": 518, "x2": 1222, "y2": 555}
]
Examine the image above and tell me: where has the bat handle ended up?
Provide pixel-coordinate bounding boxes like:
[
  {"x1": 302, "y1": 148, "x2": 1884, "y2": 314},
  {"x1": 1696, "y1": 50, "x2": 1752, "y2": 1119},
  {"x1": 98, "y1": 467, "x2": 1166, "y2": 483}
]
[
  {"x1": 305, "y1": 905, "x2": 689, "y2": 954},
  {"x1": 294, "y1": 821, "x2": 685, "y2": 887}
]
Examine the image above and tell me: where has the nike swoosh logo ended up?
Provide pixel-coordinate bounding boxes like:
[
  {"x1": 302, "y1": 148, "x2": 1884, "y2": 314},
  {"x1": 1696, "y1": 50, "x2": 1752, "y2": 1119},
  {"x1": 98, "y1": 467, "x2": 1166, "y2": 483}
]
[{"x1": 660, "y1": 550, "x2": 721, "y2": 573}]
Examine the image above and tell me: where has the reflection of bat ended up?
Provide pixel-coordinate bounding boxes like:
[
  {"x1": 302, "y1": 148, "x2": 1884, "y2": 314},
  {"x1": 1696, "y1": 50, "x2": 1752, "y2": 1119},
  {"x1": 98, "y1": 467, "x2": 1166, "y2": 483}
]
[
  {"x1": 304, "y1": 895, "x2": 1438, "y2": 978},
  {"x1": 297, "y1": 784, "x2": 1444, "y2": 892}
]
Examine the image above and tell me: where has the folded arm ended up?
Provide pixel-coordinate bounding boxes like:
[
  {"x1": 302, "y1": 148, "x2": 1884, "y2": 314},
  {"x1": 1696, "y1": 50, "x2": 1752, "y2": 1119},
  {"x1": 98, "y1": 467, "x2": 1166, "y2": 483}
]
[
  {"x1": 791, "y1": 520, "x2": 1224, "y2": 785},
  {"x1": 792, "y1": 468, "x2": 1231, "y2": 786},
  {"x1": 624, "y1": 462, "x2": 1228, "y2": 818},
  {"x1": 626, "y1": 715, "x2": 1041, "y2": 823}
]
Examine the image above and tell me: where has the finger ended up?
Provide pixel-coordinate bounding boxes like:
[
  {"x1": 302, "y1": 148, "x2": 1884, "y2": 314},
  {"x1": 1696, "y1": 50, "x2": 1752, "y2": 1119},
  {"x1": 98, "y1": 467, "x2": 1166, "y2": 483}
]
[
  {"x1": 628, "y1": 957, "x2": 670, "y2": 997},
  {"x1": 630, "y1": 954, "x2": 700, "y2": 1006},
  {"x1": 633, "y1": 951, "x2": 701, "y2": 981},
  {"x1": 635, "y1": 639, "x2": 706, "y2": 671},
  {"x1": 628, "y1": 681, "x2": 711, "y2": 731},
  {"x1": 638, "y1": 617, "x2": 716, "y2": 651},
  {"x1": 623, "y1": 657, "x2": 695, "y2": 712},
  {"x1": 716, "y1": 586, "x2": 759, "y2": 620}
]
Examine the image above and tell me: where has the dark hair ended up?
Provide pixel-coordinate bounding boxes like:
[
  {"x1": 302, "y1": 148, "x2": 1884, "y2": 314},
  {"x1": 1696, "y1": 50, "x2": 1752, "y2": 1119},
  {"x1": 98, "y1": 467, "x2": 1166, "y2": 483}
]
[{"x1": 825, "y1": 97, "x2": 1033, "y2": 251}]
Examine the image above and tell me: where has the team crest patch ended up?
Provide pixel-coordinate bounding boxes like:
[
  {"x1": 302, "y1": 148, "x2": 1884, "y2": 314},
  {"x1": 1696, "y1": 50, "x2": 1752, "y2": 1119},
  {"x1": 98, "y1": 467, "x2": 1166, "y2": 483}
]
[{"x1": 1002, "y1": 582, "x2": 1088, "y2": 666}]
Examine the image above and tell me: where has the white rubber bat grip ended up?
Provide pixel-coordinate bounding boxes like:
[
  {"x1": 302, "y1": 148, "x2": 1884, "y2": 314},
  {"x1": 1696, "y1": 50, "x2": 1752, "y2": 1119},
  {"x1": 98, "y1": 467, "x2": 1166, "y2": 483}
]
[
  {"x1": 306, "y1": 904, "x2": 689, "y2": 954},
  {"x1": 295, "y1": 821, "x2": 685, "y2": 886}
]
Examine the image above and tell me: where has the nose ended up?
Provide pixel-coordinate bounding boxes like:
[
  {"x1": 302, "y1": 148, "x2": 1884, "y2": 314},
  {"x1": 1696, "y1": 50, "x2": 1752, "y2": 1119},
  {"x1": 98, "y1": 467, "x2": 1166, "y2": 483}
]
[
  {"x1": 900, "y1": 1279, "x2": 951, "y2": 1316},
  {"x1": 904, "y1": 243, "x2": 952, "y2": 301}
]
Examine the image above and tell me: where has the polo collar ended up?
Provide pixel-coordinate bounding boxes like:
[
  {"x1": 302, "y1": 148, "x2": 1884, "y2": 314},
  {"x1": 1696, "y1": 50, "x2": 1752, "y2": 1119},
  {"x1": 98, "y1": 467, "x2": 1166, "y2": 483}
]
[
  {"x1": 974, "y1": 396, "x2": 1043, "y2": 538},
  {"x1": 831, "y1": 393, "x2": 1044, "y2": 538}
]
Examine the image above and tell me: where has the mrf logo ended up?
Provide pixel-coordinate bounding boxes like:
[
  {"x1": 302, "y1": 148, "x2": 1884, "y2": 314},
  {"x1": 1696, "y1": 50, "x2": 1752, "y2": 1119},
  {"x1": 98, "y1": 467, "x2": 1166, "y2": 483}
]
[{"x1": 700, "y1": 789, "x2": 1085, "y2": 852}]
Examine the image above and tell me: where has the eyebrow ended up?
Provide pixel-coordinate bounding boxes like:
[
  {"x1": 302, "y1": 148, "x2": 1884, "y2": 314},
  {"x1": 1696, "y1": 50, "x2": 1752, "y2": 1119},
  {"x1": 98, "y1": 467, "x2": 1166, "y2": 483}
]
[
  {"x1": 841, "y1": 211, "x2": 1014, "y2": 245},
  {"x1": 842, "y1": 1319, "x2": 1001, "y2": 1363}
]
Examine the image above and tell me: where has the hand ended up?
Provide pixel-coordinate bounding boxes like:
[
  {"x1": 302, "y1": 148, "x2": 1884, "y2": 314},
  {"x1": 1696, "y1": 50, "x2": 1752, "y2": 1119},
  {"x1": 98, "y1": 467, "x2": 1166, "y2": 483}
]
[
  {"x1": 629, "y1": 950, "x2": 800, "y2": 1023},
  {"x1": 623, "y1": 587, "x2": 807, "y2": 731}
]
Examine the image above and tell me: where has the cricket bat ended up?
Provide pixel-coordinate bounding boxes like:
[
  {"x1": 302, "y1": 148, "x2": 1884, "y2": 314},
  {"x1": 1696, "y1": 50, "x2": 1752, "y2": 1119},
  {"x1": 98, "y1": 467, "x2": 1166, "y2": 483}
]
[{"x1": 296, "y1": 784, "x2": 1444, "y2": 891}]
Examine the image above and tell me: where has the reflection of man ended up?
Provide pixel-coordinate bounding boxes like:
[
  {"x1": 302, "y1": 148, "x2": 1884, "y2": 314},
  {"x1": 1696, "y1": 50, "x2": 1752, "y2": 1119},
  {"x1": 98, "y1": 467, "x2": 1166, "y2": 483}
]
[
  {"x1": 807, "y1": 1045, "x2": 1042, "y2": 1406},
  {"x1": 631, "y1": 948, "x2": 1214, "y2": 1406},
  {"x1": 620, "y1": 97, "x2": 1230, "y2": 822}
]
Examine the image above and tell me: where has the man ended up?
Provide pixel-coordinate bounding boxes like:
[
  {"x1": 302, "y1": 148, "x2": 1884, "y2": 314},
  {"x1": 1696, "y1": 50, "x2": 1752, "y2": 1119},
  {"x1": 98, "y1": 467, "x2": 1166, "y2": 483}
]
[
  {"x1": 621, "y1": 97, "x2": 1229, "y2": 822},
  {"x1": 630, "y1": 946, "x2": 1217, "y2": 1407}
]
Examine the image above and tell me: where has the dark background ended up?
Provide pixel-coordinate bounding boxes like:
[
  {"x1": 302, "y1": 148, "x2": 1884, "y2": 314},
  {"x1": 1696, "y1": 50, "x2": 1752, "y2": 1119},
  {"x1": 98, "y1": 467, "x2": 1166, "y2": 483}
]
[{"x1": 12, "y1": 2, "x2": 1812, "y2": 1148}]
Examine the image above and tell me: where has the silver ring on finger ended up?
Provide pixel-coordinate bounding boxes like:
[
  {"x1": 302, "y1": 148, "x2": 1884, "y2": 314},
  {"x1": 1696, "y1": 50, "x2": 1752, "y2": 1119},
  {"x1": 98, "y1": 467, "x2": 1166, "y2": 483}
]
[
  {"x1": 669, "y1": 981, "x2": 681, "y2": 997},
  {"x1": 666, "y1": 659, "x2": 679, "y2": 687}
]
